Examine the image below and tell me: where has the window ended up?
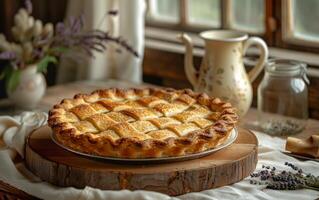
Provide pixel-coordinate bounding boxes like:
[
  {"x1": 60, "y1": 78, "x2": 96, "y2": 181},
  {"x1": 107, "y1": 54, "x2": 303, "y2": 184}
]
[
  {"x1": 147, "y1": 0, "x2": 180, "y2": 23},
  {"x1": 282, "y1": 0, "x2": 319, "y2": 47},
  {"x1": 146, "y1": 0, "x2": 265, "y2": 34},
  {"x1": 188, "y1": 0, "x2": 221, "y2": 27},
  {"x1": 146, "y1": 0, "x2": 319, "y2": 52},
  {"x1": 225, "y1": 0, "x2": 265, "y2": 34}
]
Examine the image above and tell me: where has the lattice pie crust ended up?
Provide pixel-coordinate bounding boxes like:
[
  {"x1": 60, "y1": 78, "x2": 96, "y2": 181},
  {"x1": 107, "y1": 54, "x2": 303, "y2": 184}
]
[{"x1": 48, "y1": 88, "x2": 238, "y2": 158}]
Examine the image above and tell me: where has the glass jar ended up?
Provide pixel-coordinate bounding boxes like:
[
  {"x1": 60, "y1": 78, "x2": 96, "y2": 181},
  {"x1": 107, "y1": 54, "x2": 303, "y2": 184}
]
[{"x1": 258, "y1": 59, "x2": 309, "y2": 136}]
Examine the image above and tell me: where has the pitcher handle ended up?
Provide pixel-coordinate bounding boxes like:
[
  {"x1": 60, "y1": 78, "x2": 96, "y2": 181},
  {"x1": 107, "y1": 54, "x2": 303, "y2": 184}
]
[
  {"x1": 177, "y1": 33, "x2": 198, "y2": 87},
  {"x1": 243, "y1": 37, "x2": 269, "y2": 82}
]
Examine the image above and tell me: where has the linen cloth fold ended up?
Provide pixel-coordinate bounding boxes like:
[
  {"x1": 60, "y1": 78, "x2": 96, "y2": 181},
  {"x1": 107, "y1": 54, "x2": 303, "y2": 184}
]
[
  {"x1": 0, "y1": 112, "x2": 47, "y2": 157},
  {"x1": 0, "y1": 112, "x2": 318, "y2": 200}
]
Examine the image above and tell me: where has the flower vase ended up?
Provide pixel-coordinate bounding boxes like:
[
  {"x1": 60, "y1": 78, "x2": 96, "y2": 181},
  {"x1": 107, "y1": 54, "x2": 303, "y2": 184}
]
[{"x1": 7, "y1": 64, "x2": 46, "y2": 109}]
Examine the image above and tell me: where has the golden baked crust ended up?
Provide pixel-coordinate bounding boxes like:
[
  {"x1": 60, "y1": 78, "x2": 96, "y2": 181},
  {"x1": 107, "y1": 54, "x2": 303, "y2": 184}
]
[{"x1": 48, "y1": 88, "x2": 238, "y2": 158}]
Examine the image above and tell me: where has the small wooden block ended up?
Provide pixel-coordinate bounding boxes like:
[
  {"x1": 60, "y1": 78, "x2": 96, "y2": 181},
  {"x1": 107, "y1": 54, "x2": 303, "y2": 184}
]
[{"x1": 25, "y1": 126, "x2": 258, "y2": 196}]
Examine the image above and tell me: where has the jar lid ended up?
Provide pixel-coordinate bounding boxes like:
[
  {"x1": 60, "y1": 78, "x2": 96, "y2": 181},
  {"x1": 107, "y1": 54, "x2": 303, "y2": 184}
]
[{"x1": 265, "y1": 59, "x2": 309, "y2": 84}]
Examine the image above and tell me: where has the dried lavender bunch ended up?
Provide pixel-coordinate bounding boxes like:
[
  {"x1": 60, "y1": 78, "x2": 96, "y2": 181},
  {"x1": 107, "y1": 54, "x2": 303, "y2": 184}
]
[
  {"x1": 50, "y1": 15, "x2": 139, "y2": 58},
  {"x1": 249, "y1": 162, "x2": 319, "y2": 191}
]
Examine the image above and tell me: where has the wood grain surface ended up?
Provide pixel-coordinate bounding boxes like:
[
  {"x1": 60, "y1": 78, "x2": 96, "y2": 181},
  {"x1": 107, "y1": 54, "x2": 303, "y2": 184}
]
[{"x1": 25, "y1": 126, "x2": 258, "y2": 196}]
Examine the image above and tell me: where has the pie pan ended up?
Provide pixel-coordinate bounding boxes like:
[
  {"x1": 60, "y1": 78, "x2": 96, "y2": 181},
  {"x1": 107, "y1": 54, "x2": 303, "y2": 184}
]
[{"x1": 51, "y1": 127, "x2": 238, "y2": 164}]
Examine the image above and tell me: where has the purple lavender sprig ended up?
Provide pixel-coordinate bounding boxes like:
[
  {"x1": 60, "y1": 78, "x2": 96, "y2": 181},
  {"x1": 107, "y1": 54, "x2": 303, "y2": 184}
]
[
  {"x1": 0, "y1": 51, "x2": 17, "y2": 60},
  {"x1": 51, "y1": 14, "x2": 139, "y2": 58},
  {"x1": 24, "y1": 0, "x2": 32, "y2": 14},
  {"x1": 249, "y1": 162, "x2": 319, "y2": 191}
]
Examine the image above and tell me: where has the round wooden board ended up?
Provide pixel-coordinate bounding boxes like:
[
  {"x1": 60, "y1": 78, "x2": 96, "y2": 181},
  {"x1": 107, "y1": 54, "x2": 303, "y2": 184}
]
[{"x1": 25, "y1": 126, "x2": 258, "y2": 196}]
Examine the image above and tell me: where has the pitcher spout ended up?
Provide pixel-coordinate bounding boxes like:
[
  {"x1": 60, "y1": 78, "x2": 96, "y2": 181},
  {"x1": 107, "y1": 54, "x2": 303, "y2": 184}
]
[{"x1": 177, "y1": 33, "x2": 198, "y2": 87}]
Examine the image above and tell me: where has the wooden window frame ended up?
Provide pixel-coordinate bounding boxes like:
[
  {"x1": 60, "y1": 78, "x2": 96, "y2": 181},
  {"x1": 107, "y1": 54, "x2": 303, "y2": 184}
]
[
  {"x1": 146, "y1": 0, "x2": 223, "y2": 33},
  {"x1": 146, "y1": 0, "x2": 319, "y2": 53},
  {"x1": 146, "y1": 0, "x2": 270, "y2": 37},
  {"x1": 278, "y1": 0, "x2": 319, "y2": 52}
]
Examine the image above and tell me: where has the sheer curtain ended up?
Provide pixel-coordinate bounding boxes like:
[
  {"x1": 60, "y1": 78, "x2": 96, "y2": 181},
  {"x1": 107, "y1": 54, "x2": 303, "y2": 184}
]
[{"x1": 56, "y1": 0, "x2": 145, "y2": 84}]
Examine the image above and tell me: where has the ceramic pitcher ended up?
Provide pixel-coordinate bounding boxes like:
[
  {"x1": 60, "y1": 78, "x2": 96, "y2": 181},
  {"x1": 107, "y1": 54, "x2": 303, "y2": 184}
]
[{"x1": 178, "y1": 30, "x2": 268, "y2": 117}]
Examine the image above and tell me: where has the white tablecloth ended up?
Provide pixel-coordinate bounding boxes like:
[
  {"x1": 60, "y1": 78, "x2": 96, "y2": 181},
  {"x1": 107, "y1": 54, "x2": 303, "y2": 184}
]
[{"x1": 0, "y1": 112, "x2": 318, "y2": 200}]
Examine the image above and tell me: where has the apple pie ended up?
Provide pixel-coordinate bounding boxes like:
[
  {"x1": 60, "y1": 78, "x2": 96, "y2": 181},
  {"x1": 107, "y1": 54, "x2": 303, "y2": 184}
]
[{"x1": 48, "y1": 88, "x2": 238, "y2": 158}]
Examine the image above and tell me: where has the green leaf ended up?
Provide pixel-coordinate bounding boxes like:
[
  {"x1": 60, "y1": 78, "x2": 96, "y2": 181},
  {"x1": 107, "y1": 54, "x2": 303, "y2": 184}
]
[
  {"x1": 37, "y1": 55, "x2": 58, "y2": 73},
  {"x1": 0, "y1": 65, "x2": 11, "y2": 80},
  {"x1": 51, "y1": 47, "x2": 69, "y2": 54},
  {"x1": 0, "y1": 65, "x2": 13, "y2": 80},
  {"x1": 6, "y1": 69, "x2": 20, "y2": 93}
]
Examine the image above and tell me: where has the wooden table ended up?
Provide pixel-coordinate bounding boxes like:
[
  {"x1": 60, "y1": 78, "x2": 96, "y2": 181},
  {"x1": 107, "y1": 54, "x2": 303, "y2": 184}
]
[{"x1": 1, "y1": 79, "x2": 318, "y2": 199}]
